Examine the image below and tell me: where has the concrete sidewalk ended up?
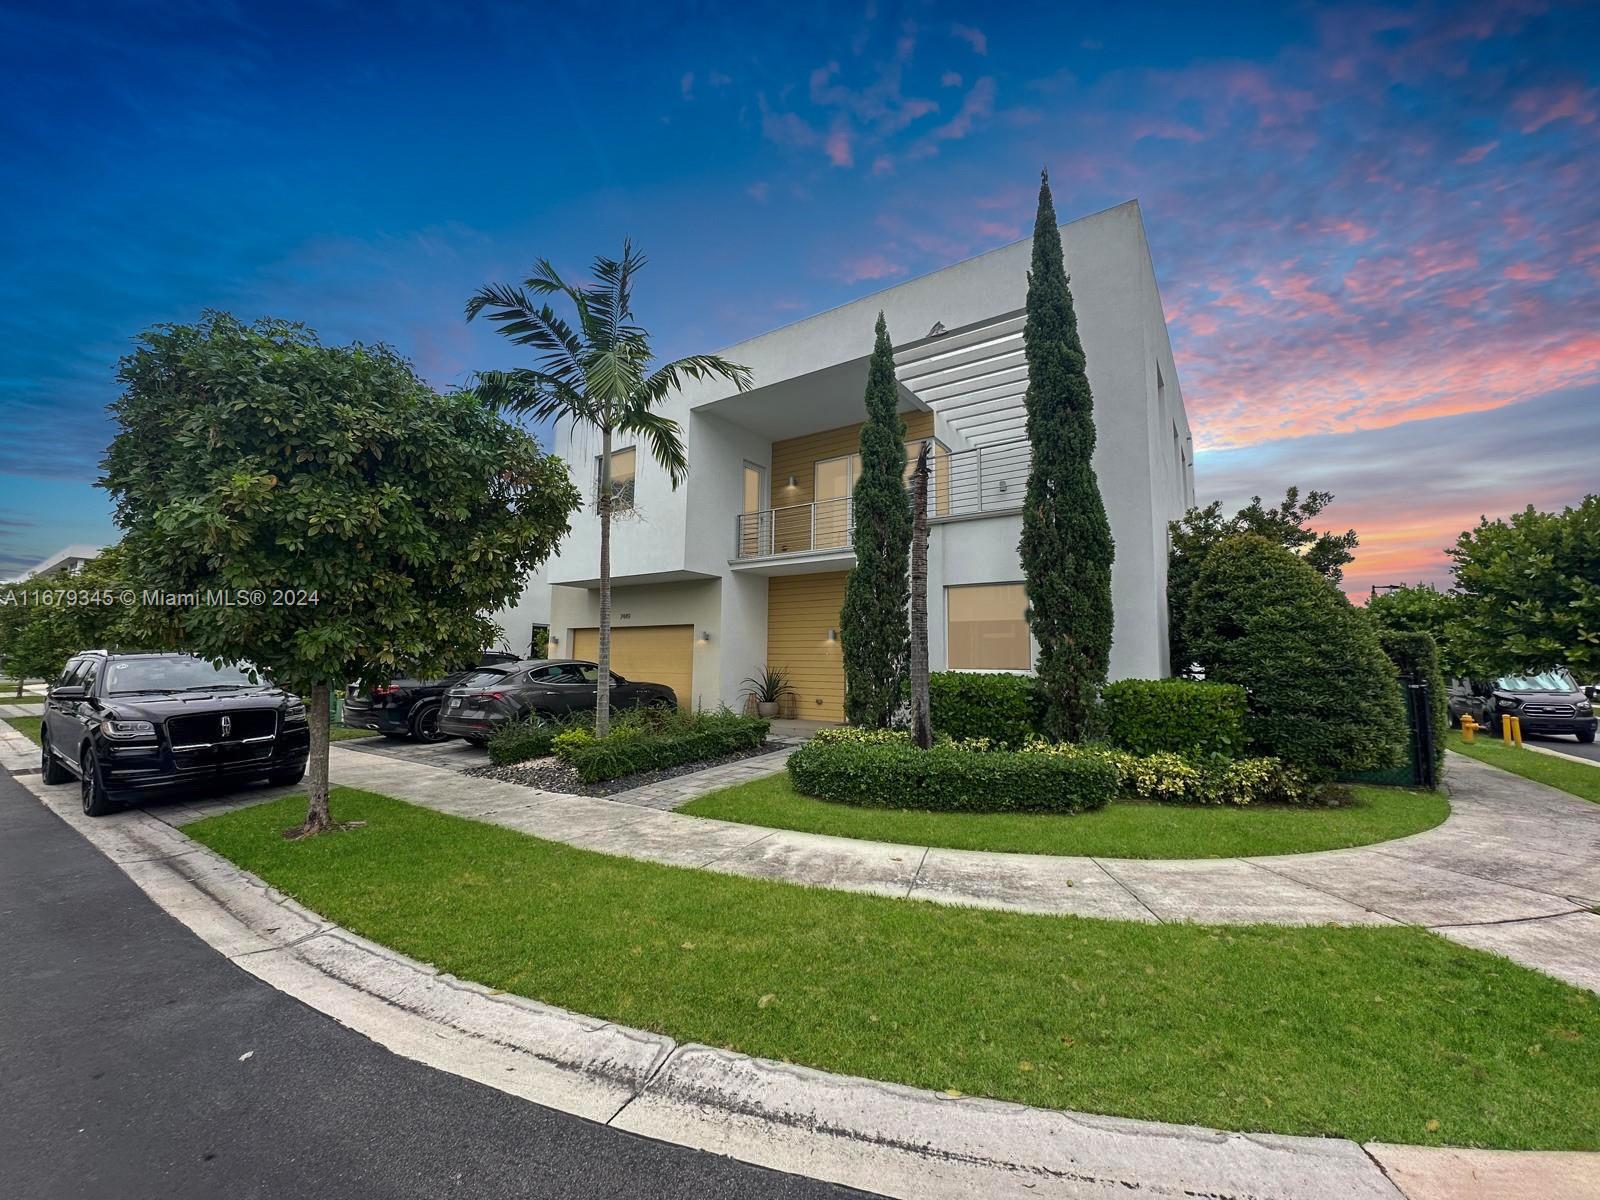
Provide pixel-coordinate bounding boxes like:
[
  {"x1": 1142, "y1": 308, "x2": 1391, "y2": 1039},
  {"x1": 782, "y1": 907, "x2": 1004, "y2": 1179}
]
[{"x1": 172, "y1": 745, "x2": 1600, "y2": 995}]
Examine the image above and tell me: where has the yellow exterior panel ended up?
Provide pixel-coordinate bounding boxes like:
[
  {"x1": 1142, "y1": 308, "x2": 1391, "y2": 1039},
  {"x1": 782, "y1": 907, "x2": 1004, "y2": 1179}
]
[
  {"x1": 767, "y1": 572, "x2": 848, "y2": 722},
  {"x1": 572, "y1": 624, "x2": 695, "y2": 708}
]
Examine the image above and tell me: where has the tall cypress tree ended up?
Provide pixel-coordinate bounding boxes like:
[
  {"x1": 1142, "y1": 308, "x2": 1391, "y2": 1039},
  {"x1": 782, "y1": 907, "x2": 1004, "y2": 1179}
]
[
  {"x1": 841, "y1": 311, "x2": 911, "y2": 727},
  {"x1": 1019, "y1": 170, "x2": 1115, "y2": 740}
]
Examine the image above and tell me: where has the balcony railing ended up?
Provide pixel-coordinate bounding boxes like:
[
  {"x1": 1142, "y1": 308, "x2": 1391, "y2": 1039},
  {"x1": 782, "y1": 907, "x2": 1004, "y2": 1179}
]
[{"x1": 734, "y1": 438, "x2": 1029, "y2": 560}]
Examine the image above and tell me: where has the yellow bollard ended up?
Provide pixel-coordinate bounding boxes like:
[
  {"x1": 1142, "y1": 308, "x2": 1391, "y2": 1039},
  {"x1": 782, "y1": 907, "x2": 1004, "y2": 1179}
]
[
  {"x1": 1502, "y1": 714, "x2": 1515, "y2": 746},
  {"x1": 1511, "y1": 715, "x2": 1523, "y2": 748},
  {"x1": 1460, "y1": 714, "x2": 1478, "y2": 743}
]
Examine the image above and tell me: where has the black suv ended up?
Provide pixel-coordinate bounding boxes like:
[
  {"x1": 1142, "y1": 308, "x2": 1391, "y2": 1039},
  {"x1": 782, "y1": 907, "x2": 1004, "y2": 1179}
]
[
  {"x1": 40, "y1": 651, "x2": 311, "y2": 816},
  {"x1": 437, "y1": 658, "x2": 677, "y2": 744},
  {"x1": 341, "y1": 651, "x2": 520, "y2": 743},
  {"x1": 1447, "y1": 670, "x2": 1597, "y2": 743}
]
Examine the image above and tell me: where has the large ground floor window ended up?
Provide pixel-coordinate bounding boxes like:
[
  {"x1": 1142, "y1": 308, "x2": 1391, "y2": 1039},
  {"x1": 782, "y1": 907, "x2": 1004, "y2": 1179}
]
[{"x1": 946, "y1": 582, "x2": 1031, "y2": 671}]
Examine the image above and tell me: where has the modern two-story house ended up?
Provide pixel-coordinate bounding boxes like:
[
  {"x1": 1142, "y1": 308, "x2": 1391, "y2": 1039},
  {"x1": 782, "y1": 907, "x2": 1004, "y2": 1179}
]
[{"x1": 538, "y1": 199, "x2": 1194, "y2": 720}]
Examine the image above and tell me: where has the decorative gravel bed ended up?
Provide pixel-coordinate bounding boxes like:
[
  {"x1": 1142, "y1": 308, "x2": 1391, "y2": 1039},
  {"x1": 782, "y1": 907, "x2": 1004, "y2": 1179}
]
[{"x1": 463, "y1": 740, "x2": 788, "y2": 797}]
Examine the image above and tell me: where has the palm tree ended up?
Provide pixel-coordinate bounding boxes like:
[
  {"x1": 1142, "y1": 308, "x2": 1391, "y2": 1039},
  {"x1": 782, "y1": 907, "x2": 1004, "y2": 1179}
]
[{"x1": 466, "y1": 242, "x2": 752, "y2": 735}]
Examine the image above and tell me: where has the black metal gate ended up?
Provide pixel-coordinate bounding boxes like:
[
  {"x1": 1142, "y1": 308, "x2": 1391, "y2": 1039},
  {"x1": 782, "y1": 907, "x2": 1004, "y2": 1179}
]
[{"x1": 1340, "y1": 678, "x2": 1437, "y2": 789}]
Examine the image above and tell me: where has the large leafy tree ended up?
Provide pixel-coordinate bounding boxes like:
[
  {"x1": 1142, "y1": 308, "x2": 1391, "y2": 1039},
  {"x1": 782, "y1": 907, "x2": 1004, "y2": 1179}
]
[
  {"x1": 1448, "y1": 496, "x2": 1600, "y2": 681},
  {"x1": 1019, "y1": 169, "x2": 1114, "y2": 740},
  {"x1": 102, "y1": 313, "x2": 579, "y2": 837},
  {"x1": 1187, "y1": 534, "x2": 1404, "y2": 782},
  {"x1": 467, "y1": 242, "x2": 751, "y2": 735},
  {"x1": 1366, "y1": 583, "x2": 1464, "y2": 676},
  {"x1": 1168, "y1": 487, "x2": 1358, "y2": 674},
  {"x1": 841, "y1": 312, "x2": 911, "y2": 727}
]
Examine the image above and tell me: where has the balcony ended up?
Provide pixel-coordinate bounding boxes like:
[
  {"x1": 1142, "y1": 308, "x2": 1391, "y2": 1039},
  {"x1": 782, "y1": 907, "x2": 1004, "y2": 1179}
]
[{"x1": 734, "y1": 438, "x2": 1029, "y2": 562}]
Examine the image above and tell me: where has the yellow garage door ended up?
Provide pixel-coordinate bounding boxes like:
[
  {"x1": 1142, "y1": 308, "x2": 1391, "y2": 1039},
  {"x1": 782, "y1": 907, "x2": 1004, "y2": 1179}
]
[
  {"x1": 767, "y1": 572, "x2": 847, "y2": 722},
  {"x1": 572, "y1": 625, "x2": 695, "y2": 709}
]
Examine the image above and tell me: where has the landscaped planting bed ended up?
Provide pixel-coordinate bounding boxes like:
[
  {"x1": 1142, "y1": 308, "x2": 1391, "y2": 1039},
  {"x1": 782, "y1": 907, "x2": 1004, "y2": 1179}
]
[
  {"x1": 189, "y1": 787, "x2": 1600, "y2": 1150},
  {"x1": 469, "y1": 740, "x2": 785, "y2": 797},
  {"x1": 682, "y1": 773, "x2": 1448, "y2": 859}
]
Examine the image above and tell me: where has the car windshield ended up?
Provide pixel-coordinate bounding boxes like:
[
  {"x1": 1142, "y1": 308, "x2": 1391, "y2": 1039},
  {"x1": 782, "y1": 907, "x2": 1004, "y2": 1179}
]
[
  {"x1": 105, "y1": 657, "x2": 258, "y2": 695},
  {"x1": 1497, "y1": 670, "x2": 1576, "y2": 692}
]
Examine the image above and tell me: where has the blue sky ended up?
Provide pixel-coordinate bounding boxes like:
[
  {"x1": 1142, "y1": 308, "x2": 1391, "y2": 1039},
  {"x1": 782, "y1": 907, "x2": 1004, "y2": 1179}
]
[{"x1": 2, "y1": 0, "x2": 1596, "y2": 587}]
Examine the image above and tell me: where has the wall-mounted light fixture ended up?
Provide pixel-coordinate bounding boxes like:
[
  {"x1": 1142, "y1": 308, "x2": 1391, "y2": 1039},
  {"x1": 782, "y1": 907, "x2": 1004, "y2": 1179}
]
[
  {"x1": 550, "y1": 634, "x2": 561, "y2": 645},
  {"x1": 827, "y1": 628, "x2": 838, "y2": 642},
  {"x1": 997, "y1": 480, "x2": 1008, "y2": 494},
  {"x1": 786, "y1": 474, "x2": 797, "y2": 488},
  {"x1": 698, "y1": 629, "x2": 712, "y2": 643}
]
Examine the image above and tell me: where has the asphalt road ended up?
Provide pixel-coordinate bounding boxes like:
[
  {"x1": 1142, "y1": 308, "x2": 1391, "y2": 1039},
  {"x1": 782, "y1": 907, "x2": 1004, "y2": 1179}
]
[
  {"x1": 0, "y1": 770, "x2": 873, "y2": 1200},
  {"x1": 1523, "y1": 731, "x2": 1600, "y2": 765}
]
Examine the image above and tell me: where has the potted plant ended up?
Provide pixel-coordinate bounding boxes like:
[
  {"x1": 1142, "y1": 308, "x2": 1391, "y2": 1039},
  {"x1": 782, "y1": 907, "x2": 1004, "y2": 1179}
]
[{"x1": 741, "y1": 666, "x2": 794, "y2": 718}]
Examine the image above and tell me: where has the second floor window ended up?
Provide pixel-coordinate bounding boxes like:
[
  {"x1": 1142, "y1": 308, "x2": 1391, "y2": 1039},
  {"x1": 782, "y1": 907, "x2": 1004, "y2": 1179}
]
[{"x1": 596, "y1": 446, "x2": 636, "y2": 510}]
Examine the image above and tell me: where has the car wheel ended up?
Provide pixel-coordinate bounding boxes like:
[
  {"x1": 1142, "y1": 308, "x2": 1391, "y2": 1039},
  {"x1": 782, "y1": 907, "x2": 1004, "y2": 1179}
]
[
  {"x1": 39, "y1": 727, "x2": 71, "y2": 785},
  {"x1": 381, "y1": 731, "x2": 411, "y2": 741},
  {"x1": 410, "y1": 703, "x2": 451, "y2": 743},
  {"x1": 1579, "y1": 729, "x2": 1596, "y2": 744},
  {"x1": 268, "y1": 764, "x2": 307, "y2": 785},
  {"x1": 80, "y1": 747, "x2": 115, "y2": 817}
]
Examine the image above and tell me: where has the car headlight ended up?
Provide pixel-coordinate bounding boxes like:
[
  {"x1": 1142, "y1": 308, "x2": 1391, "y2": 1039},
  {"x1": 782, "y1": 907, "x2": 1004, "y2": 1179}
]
[
  {"x1": 1496, "y1": 698, "x2": 1520, "y2": 709},
  {"x1": 101, "y1": 719, "x2": 156, "y2": 740},
  {"x1": 1577, "y1": 700, "x2": 1594, "y2": 714},
  {"x1": 284, "y1": 700, "x2": 308, "y2": 725}
]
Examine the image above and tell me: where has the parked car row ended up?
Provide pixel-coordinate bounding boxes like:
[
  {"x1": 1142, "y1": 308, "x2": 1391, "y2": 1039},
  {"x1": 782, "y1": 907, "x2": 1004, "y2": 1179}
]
[
  {"x1": 1446, "y1": 670, "x2": 1597, "y2": 743},
  {"x1": 343, "y1": 653, "x2": 677, "y2": 746}
]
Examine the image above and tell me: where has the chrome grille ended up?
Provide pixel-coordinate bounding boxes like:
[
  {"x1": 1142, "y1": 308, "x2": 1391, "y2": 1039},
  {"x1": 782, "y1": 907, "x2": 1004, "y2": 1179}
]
[{"x1": 168, "y1": 709, "x2": 278, "y2": 746}]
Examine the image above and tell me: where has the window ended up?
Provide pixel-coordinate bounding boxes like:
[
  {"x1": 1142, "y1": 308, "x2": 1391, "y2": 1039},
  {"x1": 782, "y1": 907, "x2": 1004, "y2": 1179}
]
[
  {"x1": 946, "y1": 583, "x2": 1031, "y2": 671},
  {"x1": 595, "y1": 446, "x2": 636, "y2": 509}
]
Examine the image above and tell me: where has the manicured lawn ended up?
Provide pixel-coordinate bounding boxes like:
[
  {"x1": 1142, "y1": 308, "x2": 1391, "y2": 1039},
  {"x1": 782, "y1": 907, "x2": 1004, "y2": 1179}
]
[
  {"x1": 680, "y1": 774, "x2": 1447, "y2": 859},
  {"x1": 4, "y1": 715, "x2": 42, "y2": 745},
  {"x1": 187, "y1": 788, "x2": 1599, "y2": 1150},
  {"x1": 1, "y1": 693, "x2": 47, "y2": 704},
  {"x1": 1448, "y1": 731, "x2": 1600, "y2": 804}
]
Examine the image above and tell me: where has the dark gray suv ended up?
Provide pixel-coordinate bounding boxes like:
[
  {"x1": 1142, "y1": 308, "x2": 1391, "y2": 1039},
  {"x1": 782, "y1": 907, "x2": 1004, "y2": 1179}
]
[{"x1": 1447, "y1": 670, "x2": 1597, "y2": 743}]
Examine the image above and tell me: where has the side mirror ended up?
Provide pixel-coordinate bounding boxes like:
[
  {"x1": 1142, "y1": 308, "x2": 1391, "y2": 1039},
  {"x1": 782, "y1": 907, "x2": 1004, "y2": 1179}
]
[
  {"x1": 1586, "y1": 685, "x2": 1598, "y2": 702},
  {"x1": 52, "y1": 685, "x2": 86, "y2": 702}
]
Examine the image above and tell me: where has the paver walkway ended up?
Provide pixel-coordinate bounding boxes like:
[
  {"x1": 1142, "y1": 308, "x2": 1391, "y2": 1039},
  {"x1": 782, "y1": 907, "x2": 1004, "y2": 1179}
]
[{"x1": 128, "y1": 745, "x2": 1600, "y2": 993}]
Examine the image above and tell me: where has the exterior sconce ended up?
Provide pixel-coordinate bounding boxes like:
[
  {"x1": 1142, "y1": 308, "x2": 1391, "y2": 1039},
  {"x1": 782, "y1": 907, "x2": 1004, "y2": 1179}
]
[
  {"x1": 827, "y1": 628, "x2": 838, "y2": 642},
  {"x1": 698, "y1": 629, "x2": 711, "y2": 642},
  {"x1": 997, "y1": 480, "x2": 1008, "y2": 493},
  {"x1": 786, "y1": 474, "x2": 797, "y2": 488}
]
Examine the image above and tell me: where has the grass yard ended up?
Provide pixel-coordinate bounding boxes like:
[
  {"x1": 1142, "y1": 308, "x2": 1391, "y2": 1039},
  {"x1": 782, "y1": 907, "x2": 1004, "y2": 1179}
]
[
  {"x1": 1, "y1": 693, "x2": 47, "y2": 704},
  {"x1": 4, "y1": 715, "x2": 42, "y2": 745},
  {"x1": 187, "y1": 787, "x2": 1599, "y2": 1151},
  {"x1": 329, "y1": 725, "x2": 381, "y2": 742},
  {"x1": 1448, "y1": 731, "x2": 1600, "y2": 804},
  {"x1": 680, "y1": 773, "x2": 1447, "y2": 859}
]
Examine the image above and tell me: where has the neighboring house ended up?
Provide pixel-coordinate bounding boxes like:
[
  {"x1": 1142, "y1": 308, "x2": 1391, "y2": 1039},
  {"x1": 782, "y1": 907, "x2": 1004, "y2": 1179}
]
[
  {"x1": 488, "y1": 563, "x2": 551, "y2": 659},
  {"x1": 543, "y1": 199, "x2": 1195, "y2": 720},
  {"x1": 3, "y1": 544, "x2": 103, "y2": 584}
]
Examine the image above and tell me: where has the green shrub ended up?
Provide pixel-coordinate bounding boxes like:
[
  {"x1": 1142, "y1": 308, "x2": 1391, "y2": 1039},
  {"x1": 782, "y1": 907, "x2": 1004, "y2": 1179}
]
[
  {"x1": 488, "y1": 713, "x2": 589, "y2": 765},
  {"x1": 1186, "y1": 534, "x2": 1406, "y2": 781},
  {"x1": 1375, "y1": 628, "x2": 1448, "y2": 782},
  {"x1": 787, "y1": 732, "x2": 1117, "y2": 814},
  {"x1": 1027, "y1": 740, "x2": 1315, "y2": 807},
  {"x1": 926, "y1": 671, "x2": 1041, "y2": 747},
  {"x1": 1101, "y1": 678, "x2": 1247, "y2": 758},
  {"x1": 555, "y1": 708, "x2": 771, "y2": 783}
]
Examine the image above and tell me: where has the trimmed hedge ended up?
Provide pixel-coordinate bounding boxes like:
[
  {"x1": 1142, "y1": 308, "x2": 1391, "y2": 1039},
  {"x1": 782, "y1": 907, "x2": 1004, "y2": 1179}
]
[
  {"x1": 1101, "y1": 678, "x2": 1247, "y2": 758},
  {"x1": 488, "y1": 713, "x2": 587, "y2": 765},
  {"x1": 1376, "y1": 628, "x2": 1448, "y2": 780},
  {"x1": 788, "y1": 731, "x2": 1117, "y2": 814},
  {"x1": 925, "y1": 671, "x2": 1042, "y2": 746},
  {"x1": 555, "y1": 709, "x2": 771, "y2": 783},
  {"x1": 1186, "y1": 534, "x2": 1406, "y2": 781}
]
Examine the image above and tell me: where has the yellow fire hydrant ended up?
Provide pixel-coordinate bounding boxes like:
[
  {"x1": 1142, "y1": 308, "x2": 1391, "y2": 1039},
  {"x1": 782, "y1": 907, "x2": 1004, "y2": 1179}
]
[{"x1": 1460, "y1": 714, "x2": 1479, "y2": 742}]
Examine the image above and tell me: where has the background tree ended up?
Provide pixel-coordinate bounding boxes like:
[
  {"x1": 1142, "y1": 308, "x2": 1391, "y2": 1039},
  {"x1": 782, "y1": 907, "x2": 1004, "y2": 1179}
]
[
  {"x1": 1168, "y1": 487, "x2": 1358, "y2": 674},
  {"x1": 0, "y1": 546, "x2": 149, "y2": 691},
  {"x1": 103, "y1": 313, "x2": 579, "y2": 837},
  {"x1": 467, "y1": 242, "x2": 750, "y2": 735},
  {"x1": 907, "y1": 441, "x2": 933, "y2": 748},
  {"x1": 1366, "y1": 583, "x2": 1464, "y2": 676},
  {"x1": 841, "y1": 312, "x2": 911, "y2": 727},
  {"x1": 1019, "y1": 169, "x2": 1115, "y2": 741},
  {"x1": 1448, "y1": 496, "x2": 1600, "y2": 682},
  {"x1": 1186, "y1": 534, "x2": 1405, "y2": 782}
]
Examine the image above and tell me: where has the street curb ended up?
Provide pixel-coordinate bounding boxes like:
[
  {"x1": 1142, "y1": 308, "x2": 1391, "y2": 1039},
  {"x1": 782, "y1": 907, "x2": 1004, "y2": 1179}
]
[{"x1": 15, "y1": 774, "x2": 1600, "y2": 1200}]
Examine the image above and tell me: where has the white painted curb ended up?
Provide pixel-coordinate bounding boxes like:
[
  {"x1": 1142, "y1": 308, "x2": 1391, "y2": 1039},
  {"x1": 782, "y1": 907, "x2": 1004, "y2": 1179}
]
[{"x1": 16, "y1": 773, "x2": 1600, "y2": 1200}]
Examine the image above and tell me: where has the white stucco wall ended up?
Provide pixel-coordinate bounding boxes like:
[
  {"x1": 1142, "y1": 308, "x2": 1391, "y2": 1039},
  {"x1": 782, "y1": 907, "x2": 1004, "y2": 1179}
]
[{"x1": 486, "y1": 563, "x2": 551, "y2": 658}]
